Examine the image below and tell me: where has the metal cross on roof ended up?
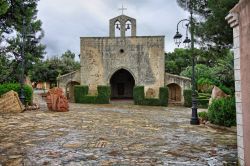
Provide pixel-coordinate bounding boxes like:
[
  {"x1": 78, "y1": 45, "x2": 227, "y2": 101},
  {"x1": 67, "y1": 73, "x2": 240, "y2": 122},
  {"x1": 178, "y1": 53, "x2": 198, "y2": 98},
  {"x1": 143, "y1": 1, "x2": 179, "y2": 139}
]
[{"x1": 119, "y1": 4, "x2": 127, "y2": 15}]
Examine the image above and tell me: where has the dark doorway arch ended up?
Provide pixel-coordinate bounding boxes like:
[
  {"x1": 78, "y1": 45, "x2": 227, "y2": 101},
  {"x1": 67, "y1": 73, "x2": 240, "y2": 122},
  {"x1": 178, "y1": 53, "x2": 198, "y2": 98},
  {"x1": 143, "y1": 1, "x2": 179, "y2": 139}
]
[
  {"x1": 110, "y1": 69, "x2": 135, "y2": 99},
  {"x1": 66, "y1": 81, "x2": 80, "y2": 102},
  {"x1": 167, "y1": 83, "x2": 182, "y2": 102}
]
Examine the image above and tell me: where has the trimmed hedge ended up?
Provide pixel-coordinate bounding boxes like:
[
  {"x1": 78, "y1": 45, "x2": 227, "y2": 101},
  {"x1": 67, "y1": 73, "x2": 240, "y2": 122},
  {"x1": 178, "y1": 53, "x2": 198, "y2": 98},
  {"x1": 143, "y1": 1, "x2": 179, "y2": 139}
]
[
  {"x1": 0, "y1": 83, "x2": 33, "y2": 104},
  {"x1": 208, "y1": 97, "x2": 236, "y2": 127},
  {"x1": 74, "y1": 85, "x2": 88, "y2": 103},
  {"x1": 97, "y1": 86, "x2": 111, "y2": 104},
  {"x1": 197, "y1": 99, "x2": 209, "y2": 108},
  {"x1": 159, "y1": 87, "x2": 168, "y2": 106},
  {"x1": 133, "y1": 86, "x2": 168, "y2": 106},
  {"x1": 74, "y1": 85, "x2": 111, "y2": 104},
  {"x1": 143, "y1": 98, "x2": 161, "y2": 106},
  {"x1": 82, "y1": 96, "x2": 97, "y2": 104},
  {"x1": 184, "y1": 90, "x2": 210, "y2": 108},
  {"x1": 184, "y1": 89, "x2": 192, "y2": 107},
  {"x1": 197, "y1": 93, "x2": 210, "y2": 109},
  {"x1": 133, "y1": 86, "x2": 144, "y2": 105}
]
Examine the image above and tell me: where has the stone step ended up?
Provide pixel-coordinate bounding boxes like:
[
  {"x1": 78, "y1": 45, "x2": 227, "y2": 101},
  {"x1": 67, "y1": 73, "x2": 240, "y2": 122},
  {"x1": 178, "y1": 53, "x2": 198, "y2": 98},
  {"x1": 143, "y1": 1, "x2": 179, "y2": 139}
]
[{"x1": 168, "y1": 101, "x2": 183, "y2": 106}]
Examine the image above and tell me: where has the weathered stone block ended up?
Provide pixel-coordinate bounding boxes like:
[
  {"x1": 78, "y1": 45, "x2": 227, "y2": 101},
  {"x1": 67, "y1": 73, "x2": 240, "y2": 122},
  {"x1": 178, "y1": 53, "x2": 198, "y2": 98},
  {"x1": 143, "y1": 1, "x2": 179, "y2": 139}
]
[
  {"x1": 237, "y1": 114, "x2": 243, "y2": 126},
  {"x1": 0, "y1": 90, "x2": 24, "y2": 113},
  {"x1": 46, "y1": 88, "x2": 69, "y2": 112},
  {"x1": 237, "y1": 135, "x2": 244, "y2": 148},
  {"x1": 235, "y1": 91, "x2": 242, "y2": 103},
  {"x1": 234, "y1": 47, "x2": 240, "y2": 59},
  {"x1": 234, "y1": 69, "x2": 241, "y2": 81},
  {"x1": 236, "y1": 102, "x2": 242, "y2": 114},
  {"x1": 235, "y1": 80, "x2": 241, "y2": 92},
  {"x1": 234, "y1": 58, "x2": 240, "y2": 70},
  {"x1": 233, "y1": 26, "x2": 240, "y2": 38},
  {"x1": 145, "y1": 88, "x2": 156, "y2": 98},
  {"x1": 233, "y1": 35, "x2": 240, "y2": 48}
]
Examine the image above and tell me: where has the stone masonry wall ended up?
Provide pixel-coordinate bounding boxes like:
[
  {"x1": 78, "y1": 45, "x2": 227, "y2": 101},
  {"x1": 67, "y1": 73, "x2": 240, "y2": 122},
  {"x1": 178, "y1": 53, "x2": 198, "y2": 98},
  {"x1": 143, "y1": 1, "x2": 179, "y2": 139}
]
[
  {"x1": 226, "y1": 0, "x2": 250, "y2": 165},
  {"x1": 238, "y1": 1, "x2": 250, "y2": 165},
  {"x1": 80, "y1": 36, "x2": 165, "y2": 97}
]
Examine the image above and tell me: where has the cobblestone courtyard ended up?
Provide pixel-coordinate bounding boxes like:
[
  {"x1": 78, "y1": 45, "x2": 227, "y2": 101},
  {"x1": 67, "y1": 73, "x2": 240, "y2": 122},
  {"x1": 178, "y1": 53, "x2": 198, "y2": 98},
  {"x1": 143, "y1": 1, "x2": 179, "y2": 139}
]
[{"x1": 0, "y1": 102, "x2": 237, "y2": 166}]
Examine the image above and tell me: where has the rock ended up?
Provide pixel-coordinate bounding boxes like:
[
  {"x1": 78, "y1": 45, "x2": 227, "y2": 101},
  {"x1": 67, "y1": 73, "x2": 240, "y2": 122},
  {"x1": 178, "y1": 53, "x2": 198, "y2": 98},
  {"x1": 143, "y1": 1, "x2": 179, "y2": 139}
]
[
  {"x1": 63, "y1": 143, "x2": 82, "y2": 149},
  {"x1": 46, "y1": 88, "x2": 69, "y2": 112},
  {"x1": 209, "y1": 86, "x2": 229, "y2": 105},
  {"x1": 146, "y1": 88, "x2": 156, "y2": 98},
  {"x1": 26, "y1": 103, "x2": 40, "y2": 111},
  {"x1": 0, "y1": 90, "x2": 25, "y2": 113},
  {"x1": 6, "y1": 158, "x2": 23, "y2": 166}
]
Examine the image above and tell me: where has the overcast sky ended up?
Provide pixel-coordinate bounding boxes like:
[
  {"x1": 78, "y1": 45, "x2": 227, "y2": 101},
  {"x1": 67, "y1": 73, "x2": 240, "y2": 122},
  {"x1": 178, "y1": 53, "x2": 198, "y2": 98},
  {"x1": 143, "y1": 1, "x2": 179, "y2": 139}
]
[{"x1": 37, "y1": 0, "x2": 189, "y2": 57}]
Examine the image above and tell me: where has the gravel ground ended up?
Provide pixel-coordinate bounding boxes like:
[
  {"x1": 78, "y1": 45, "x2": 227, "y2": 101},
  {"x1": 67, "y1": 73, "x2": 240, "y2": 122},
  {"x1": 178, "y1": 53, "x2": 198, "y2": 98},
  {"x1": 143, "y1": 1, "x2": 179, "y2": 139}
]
[{"x1": 0, "y1": 95, "x2": 237, "y2": 166}]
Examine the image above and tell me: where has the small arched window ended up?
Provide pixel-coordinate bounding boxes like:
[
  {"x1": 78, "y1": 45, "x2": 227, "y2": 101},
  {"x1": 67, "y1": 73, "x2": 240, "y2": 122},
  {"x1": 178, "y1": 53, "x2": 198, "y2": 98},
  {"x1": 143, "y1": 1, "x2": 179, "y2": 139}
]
[
  {"x1": 125, "y1": 20, "x2": 132, "y2": 37},
  {"x1": 115, "y1": 20, "x2": 121, "y2": 37}
]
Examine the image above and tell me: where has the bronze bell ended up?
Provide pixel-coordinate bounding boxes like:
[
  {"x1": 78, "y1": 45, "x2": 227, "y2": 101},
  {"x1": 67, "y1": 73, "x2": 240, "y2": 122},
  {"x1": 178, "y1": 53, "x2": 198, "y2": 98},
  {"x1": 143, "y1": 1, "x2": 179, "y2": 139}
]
[
  {"x1": 126, "y1": 24, "x2": 130, "y2": 30},
  {"x1": 116, "y1": 24, "x2": 120, "y2": 30}
]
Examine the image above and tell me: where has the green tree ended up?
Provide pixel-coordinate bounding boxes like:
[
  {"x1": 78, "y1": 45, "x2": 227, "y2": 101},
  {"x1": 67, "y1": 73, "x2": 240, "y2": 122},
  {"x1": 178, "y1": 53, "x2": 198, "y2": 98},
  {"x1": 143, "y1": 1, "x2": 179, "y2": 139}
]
[
  {"x1": 165, "y1": 48, "x2": 219, "y2": 75},
  {"x1": 180, "y1": 50, "x2": 234, "y2": 93},
  {"x1": 29, "y1": 60, "x2": 49, "y2": 83},
  {"x1": 30, "y1": 50, "x2": 81, "y2": 87},
  {"x1": 211, "y1": 51, "x2": 234, "y2": 89},
  {"x1": 165, "y1": 48, "x2": 191, "y2": 75},
  {"x1": 176, "y1": 0, "x2": 239, "y2": 50},
  {"x1": 0, "y1": 54, "x2": 18, "y2": 83},
  {"x1": 62, "y1": 50, "x2": 76, "y2": 59},
  {"x1": 180, "y1": 64, "x2": 213, "y2": 81},
  {"x1": 0, "y1": 0, "x2": 45, "y2": 83}
]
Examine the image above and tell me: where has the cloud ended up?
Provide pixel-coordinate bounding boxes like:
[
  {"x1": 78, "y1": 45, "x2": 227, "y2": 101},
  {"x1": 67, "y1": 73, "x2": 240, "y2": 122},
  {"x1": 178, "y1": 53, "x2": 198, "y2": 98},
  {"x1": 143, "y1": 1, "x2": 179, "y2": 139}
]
[{"x1": 37, "y1": 0, "x2": 189, "y2": 57}]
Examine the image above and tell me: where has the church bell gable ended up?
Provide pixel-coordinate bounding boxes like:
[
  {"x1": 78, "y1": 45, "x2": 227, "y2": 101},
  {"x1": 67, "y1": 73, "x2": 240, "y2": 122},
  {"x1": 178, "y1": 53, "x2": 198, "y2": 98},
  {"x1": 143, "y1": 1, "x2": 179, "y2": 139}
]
[{"x1": 109, "y1": 15, "x2": 137, "y2": 37}]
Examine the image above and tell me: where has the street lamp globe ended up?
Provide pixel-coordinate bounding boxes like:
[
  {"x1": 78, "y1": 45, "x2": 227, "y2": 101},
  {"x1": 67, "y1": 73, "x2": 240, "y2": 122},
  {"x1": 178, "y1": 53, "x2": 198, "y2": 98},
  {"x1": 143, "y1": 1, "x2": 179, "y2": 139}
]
[
  {"x1": 183, "y1": 37, "x2": 191, "y2": 48},
  {"x1": 173, "y1": 32, "x2": 182, "y2": 47}
]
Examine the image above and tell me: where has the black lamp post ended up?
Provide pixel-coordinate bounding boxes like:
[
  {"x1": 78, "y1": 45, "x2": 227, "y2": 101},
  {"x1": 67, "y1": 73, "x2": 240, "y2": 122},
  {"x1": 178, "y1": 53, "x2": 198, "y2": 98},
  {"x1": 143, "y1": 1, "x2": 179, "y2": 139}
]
[
  {"x1": 19, "y1": 19, "x2": 27, "y2": 105},
  {"x1": 19, "y1": 19, "x2": 37, "y2": 105},
  {"x1": 173, "y1": 0, "x2": 199, "y2": 125}
]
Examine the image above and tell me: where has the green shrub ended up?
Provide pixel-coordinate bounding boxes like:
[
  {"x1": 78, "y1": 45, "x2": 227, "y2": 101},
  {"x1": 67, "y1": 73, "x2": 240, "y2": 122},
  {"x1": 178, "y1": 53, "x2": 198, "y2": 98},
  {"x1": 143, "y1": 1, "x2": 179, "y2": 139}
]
[
  {"x1": 159, "y1": 87, "x2": 169, "y2": 106},
  {"x1": 197, "y1": 96, "x2": 208, "y2": 100},
  {"x1": 184, "y1": 89, "x2": 192, "y2": 107},
  {"x1": 143, "y1": 98, "x2": 160, "y2": 106},
  {"x1": 74, "y1": 85, "x2": 88, "y2": 103},
  {"x1": 197, "y1": 99, "x2": 209, "y2": 109},
  {"x1": 82, "y1": 96, "x2": 97, "y2": 104},
  {"x1": 218, "y1": 84, "x2": 232, "y2": 95},
  {"x1": 74, "y1": 85, "x2": 110, "y2": 104},
  {"x1": 24, "y1": 86, "x2": 33, "y2": 104},
  {"x1": 208, "y1": 97, "x2": 236, "y2": 127},
  {"x1": 0, "y1": 83, "x2": 33, "y2": 104},
  {"x1": 97, "y1": 86, "x2": 111, "y2": 104},
  {"x1": 133, "y1": 86, "x2": 144, "y2": 105},
  {"x1": 197, "y1": 93, "x2": 210, "y2": 109},
  {"x1": 133, "y1": 86, "x2": 168, "y2": 106},
  {"x1": 197, "y1": 78, "x2": 213, "y2": 93},
  {"x1": 198, "y1": 111, "x2": 208, "y2": 121},
  {"x1": 198, "y1": 93, "x2": 211, "y2": 98}
]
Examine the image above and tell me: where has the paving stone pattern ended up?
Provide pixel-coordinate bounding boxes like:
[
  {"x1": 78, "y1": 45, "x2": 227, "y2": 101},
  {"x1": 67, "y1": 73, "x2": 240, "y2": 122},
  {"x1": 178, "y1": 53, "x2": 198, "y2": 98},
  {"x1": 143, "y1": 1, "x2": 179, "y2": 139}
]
[{"x1": 0, "y1": 99, "x2": 237, "y2": 165}]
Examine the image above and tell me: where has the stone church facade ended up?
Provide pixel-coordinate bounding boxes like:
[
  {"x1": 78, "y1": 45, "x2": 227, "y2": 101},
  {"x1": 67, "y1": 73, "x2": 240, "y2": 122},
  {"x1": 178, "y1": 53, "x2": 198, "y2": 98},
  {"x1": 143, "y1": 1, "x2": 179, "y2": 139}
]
[{"x1": 58, "y1": 14, "x2": 191, "y2": 104}]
